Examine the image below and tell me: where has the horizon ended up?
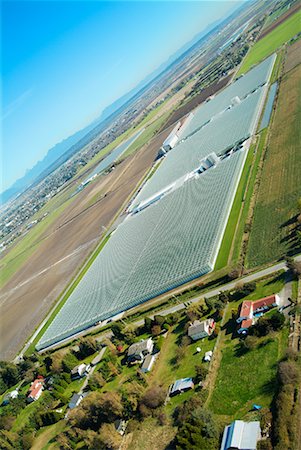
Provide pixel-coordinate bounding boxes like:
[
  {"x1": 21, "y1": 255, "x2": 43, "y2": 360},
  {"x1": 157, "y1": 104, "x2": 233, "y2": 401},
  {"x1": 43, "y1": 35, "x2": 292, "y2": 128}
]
[{"x1": 1, "y1": 0, "x2": 243, "y2": 194}]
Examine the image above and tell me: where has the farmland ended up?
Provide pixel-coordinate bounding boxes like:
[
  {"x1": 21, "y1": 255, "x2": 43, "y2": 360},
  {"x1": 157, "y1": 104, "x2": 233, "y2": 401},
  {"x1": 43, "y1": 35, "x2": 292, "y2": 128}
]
[
  {"x1": 237, "y1": 9, "x2": 301, "y2": 75},
  {"x1": 247, "y1": 63, "x2": 301, "y2": 267}
]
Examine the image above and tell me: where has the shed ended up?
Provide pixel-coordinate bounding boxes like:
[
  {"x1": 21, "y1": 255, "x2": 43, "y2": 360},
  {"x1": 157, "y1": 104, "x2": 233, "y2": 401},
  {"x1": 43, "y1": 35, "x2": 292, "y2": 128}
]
[
  {"x1": 69, "y1": 393, "x2": 83, "y2": 409},
  {"x1": 169, "y1": 378, "x2": 194, "y2": 396},
  {"x1": 220, "y1": 420, "x2": 261, "y2": 450},
  {"x1": 141, "y1": 354, "x2": 156, "y2": 373}
]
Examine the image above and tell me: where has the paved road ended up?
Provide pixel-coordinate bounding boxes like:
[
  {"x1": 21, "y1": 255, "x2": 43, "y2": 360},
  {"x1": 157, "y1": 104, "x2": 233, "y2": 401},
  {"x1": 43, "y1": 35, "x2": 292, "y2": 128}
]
[
  {"x1": 35, "y1": 254, "x2": 301, "y2": 355},
  {"x1": 134, "y1": 258, "x2": 301, "y2": 326}
]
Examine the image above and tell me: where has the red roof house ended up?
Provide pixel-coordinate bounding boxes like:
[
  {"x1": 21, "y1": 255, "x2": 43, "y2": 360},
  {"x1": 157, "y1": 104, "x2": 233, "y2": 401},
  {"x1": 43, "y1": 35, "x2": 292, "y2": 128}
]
[
  {"x1": 237, "y1": 294, "x2": 281, "y2": 334},
  {"x1": 27, "y1": 377, "x2": 44, "y2": 402}
]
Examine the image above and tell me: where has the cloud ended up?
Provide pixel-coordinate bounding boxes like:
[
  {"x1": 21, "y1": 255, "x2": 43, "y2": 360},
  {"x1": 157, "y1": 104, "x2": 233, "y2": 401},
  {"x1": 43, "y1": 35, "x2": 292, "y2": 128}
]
[{"x1": 2, "y1": 88, "x2": 33, "y2": 121}]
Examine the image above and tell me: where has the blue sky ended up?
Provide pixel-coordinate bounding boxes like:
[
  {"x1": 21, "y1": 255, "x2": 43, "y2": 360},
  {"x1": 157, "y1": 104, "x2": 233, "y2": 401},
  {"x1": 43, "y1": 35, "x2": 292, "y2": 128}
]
[{"x1": 1, "y1": 0, "x2": 242, "y2": 192}]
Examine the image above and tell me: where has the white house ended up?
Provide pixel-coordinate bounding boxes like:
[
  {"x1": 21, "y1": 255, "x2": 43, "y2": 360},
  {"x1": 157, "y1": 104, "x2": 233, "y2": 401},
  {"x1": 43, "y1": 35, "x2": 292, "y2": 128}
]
[
  {"x1": 71, "y1": 363, "x2": 87, "y2": 380},
  {"x1": 188, "y1": 318, "x2": 215, "y2": 341},
  {"x1": 127, "y1": 338, "x2": 154, "y2": 363},
  {"x1": 141, "y1": 354, "x2": 156, "y2": 373}
]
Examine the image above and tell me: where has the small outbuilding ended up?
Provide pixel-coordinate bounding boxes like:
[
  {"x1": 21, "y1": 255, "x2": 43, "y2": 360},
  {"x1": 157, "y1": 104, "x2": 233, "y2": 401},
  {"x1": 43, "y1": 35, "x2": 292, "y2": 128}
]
[
  {"x1": 169, "y1": 377, "x2": 194, "y2": 397},
  {"x1": 141, "y1": 354, "x2": 156, "y2": 373},
  {"x1": 188, "y1": 318, "x2": 215, "y2": 341},
  {"x1": 71, "y1": 363, "x2": 87, "y2": 380},
  {"x1": 204, "y1": 350, "x2": 213, "y2": 362},
  {"x1": 2, "y1": 389, "x2": 18, "y2": 406},
  {"x1": 69, "y1": 393, "x2": 83, "y2": 410},
  {"x1": 220, "y1": 420, "x2": 261, "y2": 450},
  {"x1": 127, "y1": 338, "x2": 154, "y2": 363}
]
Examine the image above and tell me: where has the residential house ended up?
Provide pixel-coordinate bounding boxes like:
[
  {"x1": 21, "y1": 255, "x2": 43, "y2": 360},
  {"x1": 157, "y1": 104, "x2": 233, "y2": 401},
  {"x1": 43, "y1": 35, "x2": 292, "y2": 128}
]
[
  {"x1": 69, "y1": 393, "x2": 83, "y2": 409},
  {"x1": 237, "y1": 295, "x2": 280, "y2": 334},
  {"x1": 220, "y1": 420, "x2": 261, "y2": 450},
  {"x1": 2, "y1": 390, "x2": 18, "y2": 406},
  {"x1": 127, "y1": 338, "x2": 154, "y2": 363},
  {"x1": 188, "y1": 318, "x2": 215, "y2": 341},
  {"x1": 27, "y1": 377, "x2": 44, "y2": 402},
  {"x1": 169, "y1": 378, "x2": 194, "y2": 397},
  {"x1": 71, "y1": 363, "x2": 87, "y2": 380}
]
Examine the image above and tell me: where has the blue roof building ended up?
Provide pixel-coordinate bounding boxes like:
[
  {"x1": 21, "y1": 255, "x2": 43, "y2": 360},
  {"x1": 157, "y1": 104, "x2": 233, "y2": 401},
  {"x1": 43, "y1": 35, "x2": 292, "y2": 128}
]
[
  {"x1": 220, "y1": 420, "x2": 261, "y2": 450},
  {"x1": 169, "y1": 377, "x2": 194, "y2": 396}
]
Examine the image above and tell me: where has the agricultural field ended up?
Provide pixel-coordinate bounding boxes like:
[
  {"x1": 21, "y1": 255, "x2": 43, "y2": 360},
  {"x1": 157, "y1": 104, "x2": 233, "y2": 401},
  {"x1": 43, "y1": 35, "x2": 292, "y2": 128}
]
[
  {"x1": 238, "y1": 9, "x2": 301, "y2": 75},
  {"x1": 284, "y1": 37, "x2": 301, "y2": 73},
  {"x1": 247, "y1": 63, "x2": 301, "y2": 267}
]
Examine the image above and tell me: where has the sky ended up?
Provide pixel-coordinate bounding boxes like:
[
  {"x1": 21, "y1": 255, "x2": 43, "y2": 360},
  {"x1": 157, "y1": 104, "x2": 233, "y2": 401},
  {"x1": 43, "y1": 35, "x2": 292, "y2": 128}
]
[{"x1": 1, "y1": 0, "x2": 242, "y2": 193}]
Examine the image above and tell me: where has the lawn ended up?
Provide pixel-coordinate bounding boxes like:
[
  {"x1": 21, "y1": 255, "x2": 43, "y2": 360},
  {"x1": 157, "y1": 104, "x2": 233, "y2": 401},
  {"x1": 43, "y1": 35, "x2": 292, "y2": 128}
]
[
  {"x1": 31, "y1": 421, "x2": 65, "y2": 450},
  {"x1": 128, "y1": 417, "x2": 176, "y2": 450},
  {"x1": 246, "y1": 64, "x2": 301, "y2": 267},
  {"x1": 209, "y1": 272, "x2": 287, "y2": 417},
  {"x1": 209, "y1": 327, "x2": 288, "y2": 417},
  {"x1": 150, "y1": 319, "x2": 215, "y2": 391},
  {"x1": 237, "y1": 9, "x2": 301, "y2": 75}
]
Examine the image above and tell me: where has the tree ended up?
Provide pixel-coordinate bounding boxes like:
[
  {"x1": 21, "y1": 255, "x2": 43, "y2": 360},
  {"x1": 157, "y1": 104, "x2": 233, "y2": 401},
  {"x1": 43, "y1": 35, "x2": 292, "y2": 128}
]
[
  {"x1": 218, "y1": 291, "x2": 230, "y2": 304},
  {"x1": 144, "y1": 317, "x2": 153, "y2": 332},
  {"x1": 278, "y1": 361, "x2": 299, "y2": 386},
  {"x1": 78, "y1": 337, "x2": 98, "y2": 358},
  {"x1": 286, "y1": 257, "x2": 301, "y2": 277},
  {"x1": 88, "y1": 372, "x2": 105, "y2": 391},
  {"x1": 153, "y1": 315, "x2": 165, "y2": 327},
  {"x1": 151, "y1": 324, "x2": 162, "y2": 336},
  {"x1": 139, "y1": 385, "x2": 166, "y2": 410},
  {"x1": 99, "y1": 423, "x2": 122, "y2": 450},
  {"x1": 194, "y1": 365, "x2": 208, "y2": 383},
  {"x1": 68, "y1": 391, "x2": 123, "y2": 430},
  {"x1": 0, "y1": 362, "x2": 20, "y2": 392}
]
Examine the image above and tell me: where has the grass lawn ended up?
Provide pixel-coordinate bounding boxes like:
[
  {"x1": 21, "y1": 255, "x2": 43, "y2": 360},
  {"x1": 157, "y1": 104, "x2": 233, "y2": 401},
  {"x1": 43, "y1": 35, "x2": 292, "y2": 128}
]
[
  {"x1": 209, "y1": 271, "x2": 287, "y2": 418},
  {"x1": 31, "y1": 421, "x2": 65, "y2": 450},
  {"x1": 150, "y1": 320, "x2": 215, "y2": 391},
  {"x1": 238, "y1": 9, "x2": 301, "y2": 75},
  {"x1": 209, "y1": 327, "x2": 288, "y2": 417},
  {"x1": 246, "y1": 64, "x2": 301, "y2": 267},
  {"x1": 128, "y1": 417, "x2": 176, "y2": 450}
]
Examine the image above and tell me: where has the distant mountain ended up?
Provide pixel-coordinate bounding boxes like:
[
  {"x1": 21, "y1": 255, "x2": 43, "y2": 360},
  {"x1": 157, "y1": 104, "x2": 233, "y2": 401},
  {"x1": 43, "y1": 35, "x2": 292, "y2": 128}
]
[{"x1": 1, "y1": 2, "x2": 244, "y2": 206}]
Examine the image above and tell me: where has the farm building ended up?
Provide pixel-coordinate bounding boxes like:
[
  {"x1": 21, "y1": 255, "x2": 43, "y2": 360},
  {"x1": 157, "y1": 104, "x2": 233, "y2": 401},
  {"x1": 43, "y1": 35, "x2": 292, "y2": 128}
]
[
  {"x1": 27, "y1": 377, "x2": 44, "y2": 402},
  {"x1": 169, "y1": 377, "x2": 194, "y2": 396},
  {"x1": 69, "y1": 393, "x2": 83, "y2": 410},
  {"x1": 237, "y1": 294, "x2": 280, "y2": 334},
  {"x1": 127, "y1": 338, "x2": 154, "y2": 363},
  {"x1": 141, "y1": 354, "x2": 156, "y2": 373},
  {"x1": 188, "y1": 318, "x2": 215, "y2": 341},
  {"x1": 37, "y1": 55, "x2": 276, "y2": 351},
  {"x1": 71, "y1": 363, "x2": 87, "y2": 380},
  {"x1": 220, "y1": 420, "x2": 261, "y2": 450}
]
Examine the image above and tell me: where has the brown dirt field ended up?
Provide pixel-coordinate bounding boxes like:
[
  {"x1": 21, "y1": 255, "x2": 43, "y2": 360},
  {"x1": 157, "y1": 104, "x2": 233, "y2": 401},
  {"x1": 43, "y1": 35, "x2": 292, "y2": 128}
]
[
  {"x1": 163, "y1": 74, "x2": 231, "y2": 129},
  {"x1": 259, "y1": 2, "x2": 301, "y2": 40},
  {"x1": 0, "y1": 125, "x2": 174, "y2": 360},
  {"x1": 284, "y1": 38, "x2": 301, "y2": 73}
]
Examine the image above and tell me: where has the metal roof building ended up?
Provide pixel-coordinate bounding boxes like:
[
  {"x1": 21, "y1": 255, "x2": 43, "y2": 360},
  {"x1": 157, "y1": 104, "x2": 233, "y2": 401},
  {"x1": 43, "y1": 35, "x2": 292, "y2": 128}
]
[{"x1": 220, "y1": 420, "x2": 261, "y2": 450}]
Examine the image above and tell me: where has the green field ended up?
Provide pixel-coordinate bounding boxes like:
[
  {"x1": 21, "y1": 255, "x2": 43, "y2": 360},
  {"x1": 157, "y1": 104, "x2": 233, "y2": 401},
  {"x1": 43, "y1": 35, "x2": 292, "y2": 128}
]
[
  {"x1": 209, "y1": 273, "x2": 287, "y2": 417},
  {"x1": 263, "y1": 4, "x2": 290, "y2": 30},
  {"x1": 209, "y1": 328, "x2": 287, "y2": 416},
  {"x1": 238, "y1": 9, "x2": 301, "y2": 75},
  {"x1": 247, "y1": 64, "x2": 301, "y2": 267}
]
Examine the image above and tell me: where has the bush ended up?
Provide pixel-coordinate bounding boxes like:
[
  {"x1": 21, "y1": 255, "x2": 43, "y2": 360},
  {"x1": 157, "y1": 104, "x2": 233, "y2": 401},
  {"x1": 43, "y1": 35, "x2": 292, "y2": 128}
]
[
  {"x1": 139, "y1": 385, "x2": 166, "y2": 411},
  {"x1": 194, "y1": 365, "x2": 208, "y2": 383}
]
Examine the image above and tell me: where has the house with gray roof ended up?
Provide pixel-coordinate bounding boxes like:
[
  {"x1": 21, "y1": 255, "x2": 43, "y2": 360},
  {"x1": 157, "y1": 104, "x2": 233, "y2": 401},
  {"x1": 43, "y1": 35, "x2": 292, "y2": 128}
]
[
  {"x1": 127, "y1": 338, "x2": 154, "y2": 363},
  {"x1": 188, "y1": 318, "x2": 215, "y2": 341},
  {"x1": 220, "y1": 420, "x2": 261, "y2": 450}
]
